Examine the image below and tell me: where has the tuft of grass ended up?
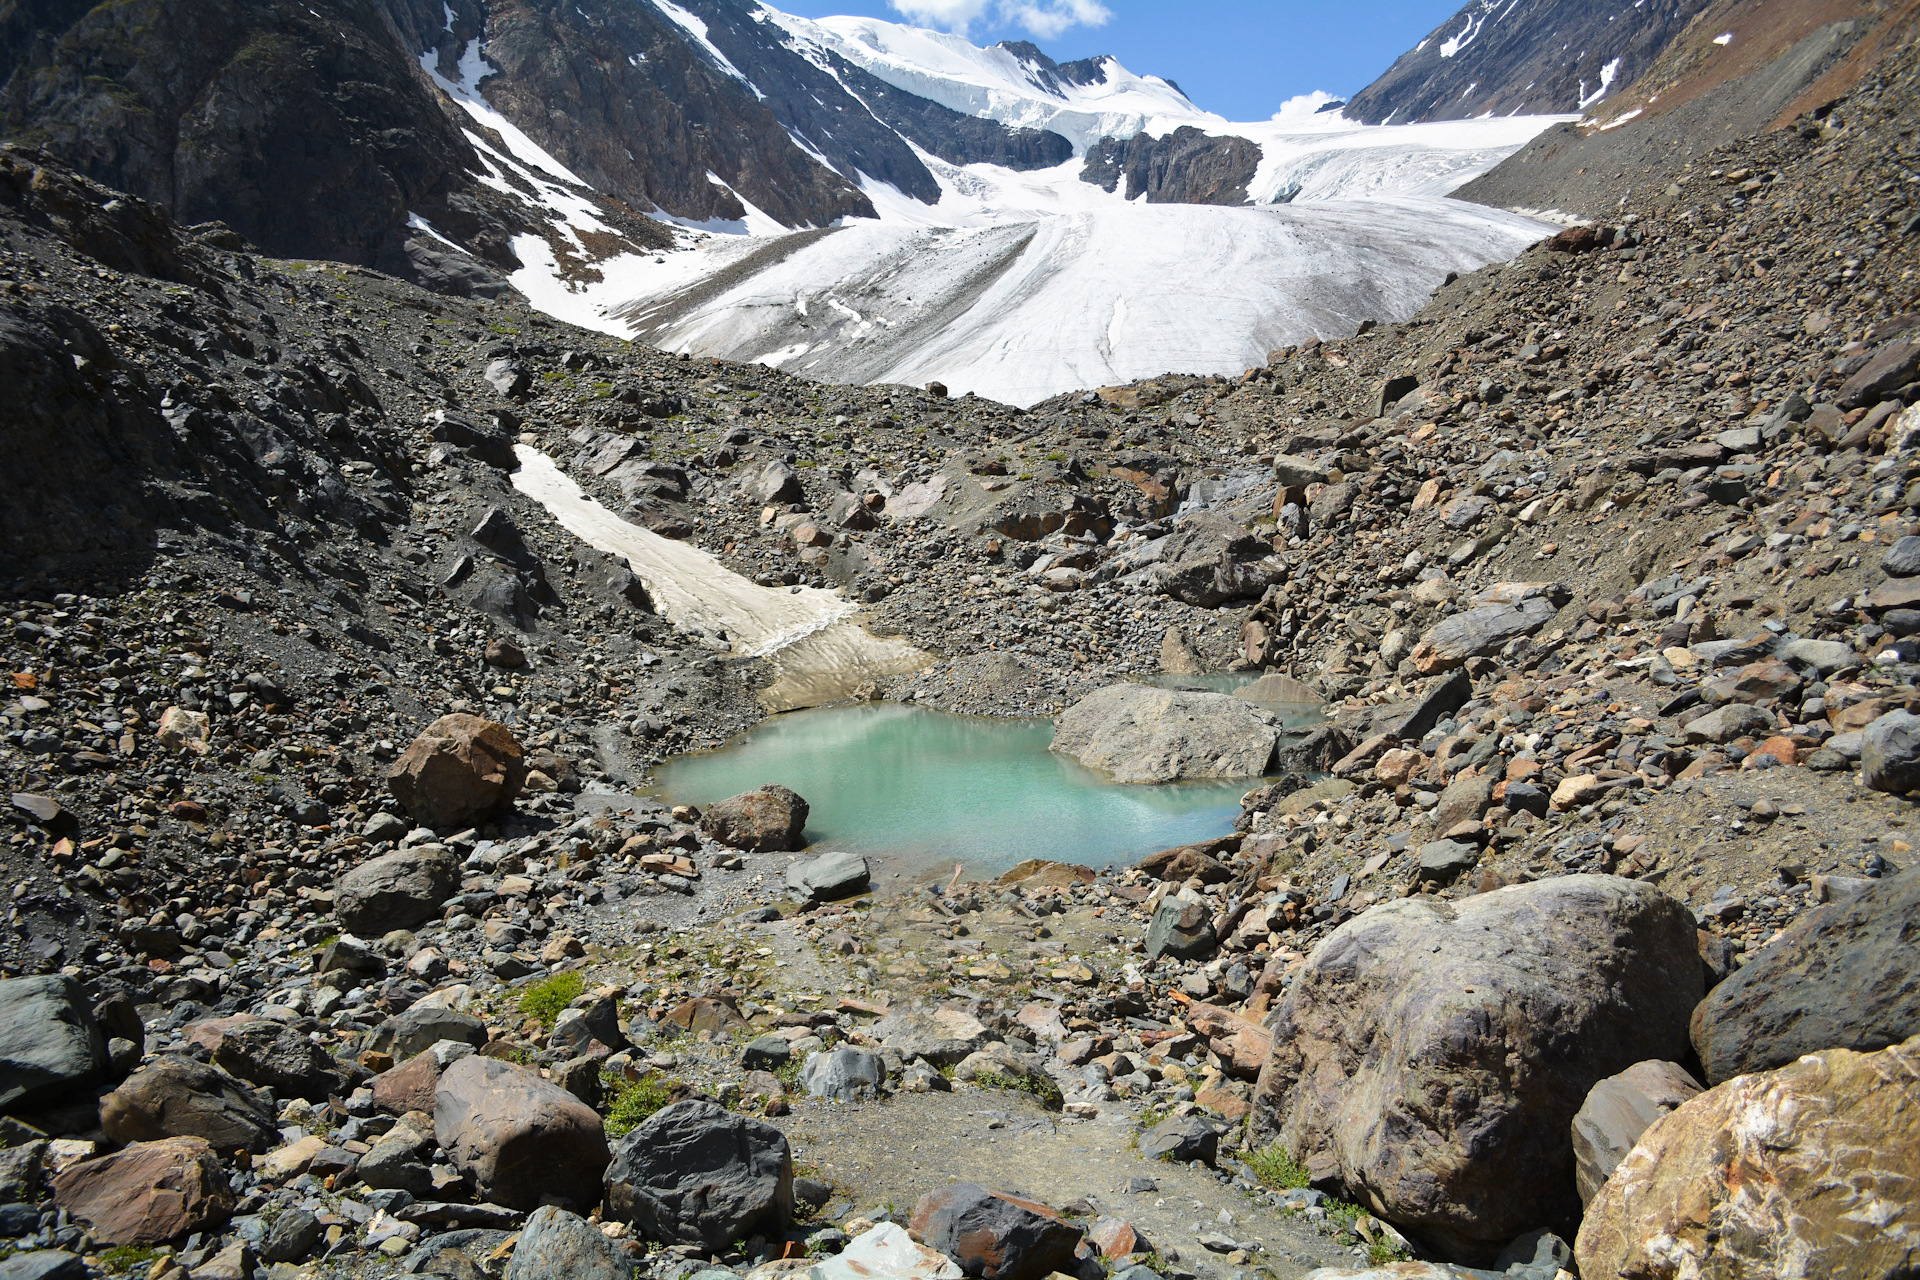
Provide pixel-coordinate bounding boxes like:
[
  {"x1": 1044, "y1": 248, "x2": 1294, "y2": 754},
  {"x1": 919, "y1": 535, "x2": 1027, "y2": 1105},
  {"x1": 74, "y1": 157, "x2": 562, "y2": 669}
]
[
  {"x1": 974, "y1": 1068, "x2": 1063, "y2": 1112},
  {"x1": 98, "y1": 1247, "x2": 161, "y2": 1274},
  {"x1": 1247, "y1": 1145, "x2": 1311, "y2": 1191},
  {"x1": 602, "y1": 1072, "x2": 679, "y2": 1137},
  {"x1": 518, "y1": 970, "x2": 586, "y2": 1027}
]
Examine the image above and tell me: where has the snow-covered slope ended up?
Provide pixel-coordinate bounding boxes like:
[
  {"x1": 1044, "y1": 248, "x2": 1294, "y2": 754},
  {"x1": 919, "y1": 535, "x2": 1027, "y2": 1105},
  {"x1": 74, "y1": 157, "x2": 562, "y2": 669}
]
[
  {"x1": 418, "y1": 0, "x2": 1566, "y2": 405},
  {"x1": 605, "y1": 199, "x2": 1548, "y2": 407}
]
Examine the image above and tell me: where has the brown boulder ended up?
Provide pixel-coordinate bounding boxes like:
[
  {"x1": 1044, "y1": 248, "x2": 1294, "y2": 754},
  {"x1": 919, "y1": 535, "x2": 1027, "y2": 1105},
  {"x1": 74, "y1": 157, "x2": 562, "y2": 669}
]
[
  {"x1": 386, "y1": 714, "x2": 526, "y2": 829},
  {"x1": 52, "y1": 1136, "x2": 233, "y2": 1244},
  {"x1": 371, "y1": 1052, "x2": 446, "y2": 1116},
  {"x1": 1251, "y1": 875, "x2": 1701, "y2": 1262},
  {"x1": 1575, "y1": 1035, "x2": 1920, "y2": 1279},
  {"x1": 662, "y1": 996, "x2": 747, "y2": 1037},
  {"x1": 698, "y1": 786, "x2": 809, "y2": 852},
  {"x1": 434, "y1": 1055, "x2": 608, "y2": 1211},
  {"x1": 1570, "y1": 1059, "x2": 1702, "y2": 1206},
  {"x1": 99, "y1": 1056, "x2": 278, "y2": 1154},
  {"x1": 1135, "y1": 839, "x2": 1235, "y2": 884}
]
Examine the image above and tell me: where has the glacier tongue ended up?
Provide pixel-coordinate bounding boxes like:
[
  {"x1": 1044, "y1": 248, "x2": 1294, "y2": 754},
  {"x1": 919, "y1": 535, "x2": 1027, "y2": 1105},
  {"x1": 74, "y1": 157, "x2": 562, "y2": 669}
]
[{"x1": 598, "y1": 199, "x2": 1547, "y2": 407}]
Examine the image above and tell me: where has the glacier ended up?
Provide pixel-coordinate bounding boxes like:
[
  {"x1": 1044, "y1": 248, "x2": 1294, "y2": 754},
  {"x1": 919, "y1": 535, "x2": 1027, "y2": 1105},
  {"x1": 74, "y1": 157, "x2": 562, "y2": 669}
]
[{"x1": 494, "y1": 0, "x2": 1567, "y2": 406}]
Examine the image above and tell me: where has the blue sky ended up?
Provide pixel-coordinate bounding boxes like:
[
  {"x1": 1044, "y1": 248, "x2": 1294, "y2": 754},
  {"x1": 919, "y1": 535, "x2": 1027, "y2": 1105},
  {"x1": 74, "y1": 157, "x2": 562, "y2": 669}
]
[{"x1": 772, "y1": 0, "x2": 1469, "y2": 121}]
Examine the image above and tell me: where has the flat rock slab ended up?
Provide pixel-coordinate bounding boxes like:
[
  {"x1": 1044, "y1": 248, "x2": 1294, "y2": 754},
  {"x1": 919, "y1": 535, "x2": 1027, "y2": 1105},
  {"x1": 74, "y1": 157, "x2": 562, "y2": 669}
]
[
  {"x1": 51, "y1": 1136, "x2": 233, "y2": 1245},
  {"x1": 787, "y1": 851, "x2": 870, "y2": 901},
  {"x1": 1051, "y1": 683, "x2": 1277, "y2": 784}
]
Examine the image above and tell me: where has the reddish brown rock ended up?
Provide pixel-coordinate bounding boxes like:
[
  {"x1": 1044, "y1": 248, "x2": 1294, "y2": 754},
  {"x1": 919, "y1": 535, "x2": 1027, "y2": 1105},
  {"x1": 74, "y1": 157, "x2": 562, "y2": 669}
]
[
  {"x1": 52, "y1": 1136, "x2": 233, "y2": 1244},
  {"x1": 371, "y1": 1052, "x2": 445, "y2": 1116},
  {"x1": 698, "y1": 786, "x2": 809, "y2": 852},
  {"x1": 434, "y1": 1056, "x2": 608, "y2": 1211},
  {"x1": 385, "y1": 714, "x2": 526, "y2": 829}
]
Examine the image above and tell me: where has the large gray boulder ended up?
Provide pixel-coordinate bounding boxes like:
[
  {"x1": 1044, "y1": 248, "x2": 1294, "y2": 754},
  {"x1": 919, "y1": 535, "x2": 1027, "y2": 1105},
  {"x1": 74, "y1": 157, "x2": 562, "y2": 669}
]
[
  {"x1": 786, "y1": 851, "x2": 869, "y2": 901},
  {"x1": 1571, "y1": 1060, "x2": 1702, "y2": 1206},
  {"x1": 701, "y1": 786, "x2": 809, "y2": 852},
  {"x1": 0, "y1": 977, "x2": 107, "y2": 1111},
  {"x1": 99, "y1": 1056, "x2": 278, "y2": 1153},
  {"x1": 736, "y1": 460, "x2": 804, "y2": 506},
  {"x1": 1145, "y1": 896, "x2": 1217, "y2": 961},
  {"x1": 505, "y1": 1206, "x2": 628, "y2": 1280},
  {"x1": 1051, "y1": 684, "x2": 1277, "y2": 784},
  {"x1": 603, "y1": 1099, "x2": 792, "y2": 1249},
  {"x1": 435, "y1": 1056, "x2": 609, "y2": 1211},
  {"x1": 1251, "y1": 875, "x2": 1702, "y2": 1262},
  {"x1": 1691, "y1": 869, "x2": 1920, "y2": 1085},
  {"x1": 1150, "y1": 513, "x2": 1275, "y2": 607},
  {"x1": 1137, "y1": 1116, "x2": 1218, "y2": 1165},
  {"x1": 1860, "y1": 709, "x2": 1920, "y2": 794},
  {"x1": 334, "y1": 845, "x2": 460, "y2": 935},
  {"x1": 370, "y1": 1005, "x2": 487, "y2": 1060}
]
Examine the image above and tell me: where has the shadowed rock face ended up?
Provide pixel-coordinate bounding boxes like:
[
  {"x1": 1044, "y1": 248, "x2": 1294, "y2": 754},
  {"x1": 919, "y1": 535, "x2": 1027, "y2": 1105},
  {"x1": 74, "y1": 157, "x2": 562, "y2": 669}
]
[
  {"x1": 0, "y1": 0, "x2": 515, "y2": 276},
  {"x1": 1080, "y1": 127, "x2": 1261, "y2": 206},
  {"x1": 1343, "y1": 0, "x2": 1714, "y2": 124}
]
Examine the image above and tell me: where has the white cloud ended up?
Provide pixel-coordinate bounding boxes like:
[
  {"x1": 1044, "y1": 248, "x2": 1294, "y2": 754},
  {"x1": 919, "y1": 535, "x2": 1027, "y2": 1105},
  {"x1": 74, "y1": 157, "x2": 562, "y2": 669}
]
[
  {"x1": 1002, "y1": 0, "x2": 1113, "y2": 39},
  {"x1": 888, "y1": 0, "x2": 1111, "y2": 39},
  {"x1": 1271, "y1": 90, "x2": 1340, "y2": 123}
]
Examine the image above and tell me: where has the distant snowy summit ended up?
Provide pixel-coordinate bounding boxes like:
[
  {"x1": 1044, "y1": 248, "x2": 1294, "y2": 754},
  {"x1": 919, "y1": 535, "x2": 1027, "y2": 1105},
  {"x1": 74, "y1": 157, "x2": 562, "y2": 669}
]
[{"x1": 1345, "y1": 0, "x2": 1714, "y2": 123}]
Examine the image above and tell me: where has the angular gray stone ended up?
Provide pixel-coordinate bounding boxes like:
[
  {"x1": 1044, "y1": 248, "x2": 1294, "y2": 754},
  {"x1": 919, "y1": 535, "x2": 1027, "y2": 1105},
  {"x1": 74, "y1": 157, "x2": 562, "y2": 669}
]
[
  {"x1": 335, "y1": 846, "x2": 460, "y2": 935},
  {"x1": 1150, "y1": 512, "x2": 1275, "y2": 607},
  {"x1": 1051, "y1": 684, "x2": 1277, "y2": 785},
  {"x1": 0, "y1": 1253, "x2": 87, "y2": 1280},
  {"x1": 484, "y1": 359, "x2": 529, "y2": 397},
  {"x1": 505, "y1": 1206, "x2": 628, "y2": 1280},
  {"x1": 0, "y1": 977, "x2": 106, "y2": 1111},
  {"x1": 740, "y1": 1037, "x2": 791, "y2": 1071},
  {"x1": 1271, "y1": 455, "x2": 1329, "y2": 488},
  {"x1": 786, "y1": 851, "x2": 870, "y2": 901},
  {"x1": 799, "y1": 1048, "x2": 884, "y2": 1102},
  {"x1": 1145, "y1": 896, "x2": 1217, "y2": 962},
  {"x1": 1691, "y1": 870, "x2": 1920, "y2": 1085},
  {"x1": 1390, "y1": 669, "x2": 1473, "y2": 743},
  {"x1": 1137, "y1": 1116, "x2": 1218, "y2": 1165},
  {"x1": 1571, "y1": 1060, "x2": 1702, "y2": 1206},
  {"x1": 1775, "y1": 638, "x2": 1859, "y2": 673},
  {"x1": 1860, "y1": 710, "x2": 1920, "y2": 794},
  {"x1": 1415, "y1": 839, "x2": 1480, "y2": 887},
  {"x1": 1682, "y1": 703, "x2": 1774, "y2": 745},
  {"x1": 1884, "y1": 536, "x2": 1920, "y2": 578},
  {"x1": 736, "y1": 460, "x2": 803, "y2": 506},
  {"x1": 1414, "y1": 598, "x2": 1557, "y2": 670},
  {"x1": 603, "y1": 1099, "x2": 792, "y2": 1250},
  {"x1": 212, "y1": 1021, "x2": 347, "y2": 1104},
  {"x1": 871, "y1": 1007, "x2": 994, "y2": 1066},
  {"x1": 1252, "y1": 875, "x2": 1703, "y2": 1263},
  {"x1": 373, "y1": 1006, "x2": 488, "y2": 1060},
  {"x1": 261, "y1": 1208, "x2": 322, "y2": 1264},
  {"x1": 909, "y1": 1183, "x2": 1083, "y2": 1280}
]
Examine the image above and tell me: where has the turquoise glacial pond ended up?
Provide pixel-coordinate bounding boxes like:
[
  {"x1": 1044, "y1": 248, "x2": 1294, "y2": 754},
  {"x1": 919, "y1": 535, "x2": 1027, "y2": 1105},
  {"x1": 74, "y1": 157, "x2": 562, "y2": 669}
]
[{"x1": 651, "y1": 701, "x2": 1287, "y2": 874}]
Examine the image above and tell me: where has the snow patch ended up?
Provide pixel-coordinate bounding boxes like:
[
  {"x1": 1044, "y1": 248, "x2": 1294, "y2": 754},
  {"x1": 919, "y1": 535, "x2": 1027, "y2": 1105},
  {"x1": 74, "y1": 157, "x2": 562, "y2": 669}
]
[
  {"x1": 1578, "y1": 57, "x2": 1621, "y2": 110},
  {"x1": 1598, "y1": 108, "x2": 1642, "y2": 131},
  {"x1": 1713, "y1": 32, "x2": 1734, "y2": 45},
  {"x1": 651, "y1": 0, "x2": 763, "y2": 96}
]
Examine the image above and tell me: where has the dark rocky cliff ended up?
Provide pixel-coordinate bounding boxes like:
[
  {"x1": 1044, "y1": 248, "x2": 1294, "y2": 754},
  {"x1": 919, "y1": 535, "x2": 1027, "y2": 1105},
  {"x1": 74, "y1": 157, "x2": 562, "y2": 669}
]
[
  {"x1": 1345, "y1": 0, "x2": 1714, "y2": 124},
  {"x1": 1080, "y1": 127, "x2": 1262, "y2": 206}
]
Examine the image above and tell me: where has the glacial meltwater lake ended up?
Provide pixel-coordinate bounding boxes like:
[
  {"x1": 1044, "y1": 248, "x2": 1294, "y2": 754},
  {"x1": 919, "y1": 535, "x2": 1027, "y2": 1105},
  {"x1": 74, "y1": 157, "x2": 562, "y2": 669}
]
[{"x1": 651, "y1": 698, "x2": 1316, "y2": 874}]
